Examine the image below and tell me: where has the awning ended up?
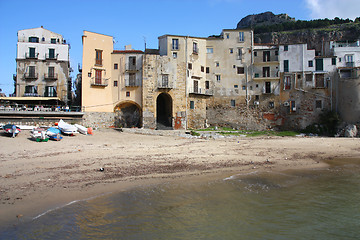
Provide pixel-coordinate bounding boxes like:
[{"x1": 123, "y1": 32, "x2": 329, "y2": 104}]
[{"x1": 0, "y1": 97, "x2": 61, "y2": 101}]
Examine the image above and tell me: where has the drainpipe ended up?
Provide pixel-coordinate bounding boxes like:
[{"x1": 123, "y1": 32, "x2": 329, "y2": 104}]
[{"x1": 185, "y1": 36, "x2": 188, "y2": 130}]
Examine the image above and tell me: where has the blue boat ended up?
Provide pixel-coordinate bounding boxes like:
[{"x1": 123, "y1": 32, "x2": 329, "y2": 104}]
[{"x1": 46, "y1": 127, "x2": 63, "y2": 141}]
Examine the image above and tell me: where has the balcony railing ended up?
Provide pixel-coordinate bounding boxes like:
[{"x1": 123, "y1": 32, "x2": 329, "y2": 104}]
[
  {"x1": 95, "y1": 58, "x2": 102, "y2": 66},
  {"x1": 125, "y1": 78, "x2": 140, "y2": 87},
  {"x1": 189, "y1": 87, "x2": 213, "y2": 96},
  {"x1": 125, "y1": 64, "x2": 138, "y2": 72},
  {"x1": 346, "y1": 62, "x2": 355, "y2": 68},
  {"x1": 45, "y1": 53, "x2": 58, "y2": 60},
  {"x1": 23, "y1": 93, "x2": 39, "y2": 97},
  {"x1": 44, "y1": 73, "x2": 58, "y2": 80},
  {"x1": 157, "y1": 80, "x2": 174, "y2": 89},
  {"x1": 90, "y1": 78, "x2": 108, "y2": 87},
  {"x1": 24, "y1": 73, "x2": 38, "y2": 80},
  {"x1": 25, "y1": 53, "x2": 39, "y2": 59}
]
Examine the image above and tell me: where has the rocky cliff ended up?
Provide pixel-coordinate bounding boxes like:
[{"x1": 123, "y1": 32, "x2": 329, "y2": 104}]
[{"x1": 237, "y1": 11, "x2": 294, "y2": 29}]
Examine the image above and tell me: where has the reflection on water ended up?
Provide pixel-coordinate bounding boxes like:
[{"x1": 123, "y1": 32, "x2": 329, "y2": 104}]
[{"x1": 2, "y1": 159, "x2": 360, "y2": 239}]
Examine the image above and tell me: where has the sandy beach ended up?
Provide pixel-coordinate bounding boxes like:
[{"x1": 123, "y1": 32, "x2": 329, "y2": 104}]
[{"x1": 1, "y1": 128, "x2": 359, "y2": 227}]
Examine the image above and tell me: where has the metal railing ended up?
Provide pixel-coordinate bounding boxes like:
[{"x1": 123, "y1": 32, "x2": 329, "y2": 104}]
[
  {"x1": 25, "y1": 53, "x2": 39, "y2": 59},
  {"x1": 189, "y1": 87, "x2": 213, "y2": 96},
  {"x1": 24, "y1": 73, "x2": 38, "y2": 80},
  {"x1": 45, "y1": 53, "x2": 58, "y2": 60},
  {"x1": 157, "y1": 80, "x2": 174, "y2": 89},
  {"x1": 0, "y1": 104, "x2": 82, "y2": 112},
  {"x1": 44, "y1": 73, "x2": 58, "y2": 80},
  {"x1": 125, "y1": 78, "x2": 140, "y2": 87},
  {"x1": 90, "y1": 77, "x2": 108, "y2": 87},
  {"x1": 125, "y1": 64, "x2": 138, "y2": 71},
  {"x1": 95, "y1": 58, "x2": 102, "y2": 66}
]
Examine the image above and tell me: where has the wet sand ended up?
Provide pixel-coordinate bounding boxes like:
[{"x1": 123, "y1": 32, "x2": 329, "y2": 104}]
[{"x1": 0, "y1": 128, "x2": 359, "y2": 227}]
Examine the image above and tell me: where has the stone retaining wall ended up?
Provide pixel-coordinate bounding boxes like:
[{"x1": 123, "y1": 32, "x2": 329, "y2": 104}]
[{"x1": 82, "y1": 112, "x2": 115, "y2": 129}]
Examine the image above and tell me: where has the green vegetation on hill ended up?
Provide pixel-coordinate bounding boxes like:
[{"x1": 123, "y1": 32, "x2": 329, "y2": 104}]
[{"x1": 254, "y1": 17, "x2": 360, "y2": 34}]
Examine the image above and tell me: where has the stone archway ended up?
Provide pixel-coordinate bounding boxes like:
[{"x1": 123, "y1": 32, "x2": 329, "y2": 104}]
[
  {"x1": 114, "y1": 101, "x2": 141, "y2": 128},
  {"x1": 156, "y1": 93, "x2": 172, "y2": 129}
]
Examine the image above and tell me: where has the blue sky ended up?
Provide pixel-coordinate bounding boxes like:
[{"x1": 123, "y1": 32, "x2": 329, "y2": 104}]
[{"x1": 0, "y1": 0, "x2": 359, "y2": 95}]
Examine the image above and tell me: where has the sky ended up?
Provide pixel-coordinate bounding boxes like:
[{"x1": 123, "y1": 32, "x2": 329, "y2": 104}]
[{"x1": 0, "y1": 0, "x2": 359, "y2": 95}]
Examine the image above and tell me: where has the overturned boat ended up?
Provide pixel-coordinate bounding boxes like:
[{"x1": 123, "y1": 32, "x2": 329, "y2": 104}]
[
  {"x1": 31, "y1": 128, "x2": 49, "y2": 142},
  {"x1": 46, "y1": 127, "x2": 63, "y2": 141},
  {"x1": 57, "y1": 119, "x2": 78, "y2": 135},
  {"x1": 3, "y1": 124, "x2": 21, "y2": 137}
]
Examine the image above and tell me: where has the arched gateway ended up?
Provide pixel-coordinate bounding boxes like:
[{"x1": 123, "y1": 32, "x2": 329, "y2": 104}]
[
  {"x1": 156, "y1": 93, "x2": 172, "y2": 129},
  {"x1": 114, "y1": 101, "x2": 141, "y2": 128}
]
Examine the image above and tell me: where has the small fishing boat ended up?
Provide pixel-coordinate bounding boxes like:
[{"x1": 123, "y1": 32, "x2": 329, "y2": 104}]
[
  {"x1": 74, "y1": 124, "x2": 88, "y2": 135},
  {"x1": 46, "y1": 127, "x2": 63, "y2": 141},
  {"x1": 57, "y1": 119, "x2": 78, "y2": 135},
  {"x1": 3, "y1": 124, "x2": 21, "y2": 137},
  {"x1": 31, "y1": 128, "x2": 49, "y2": 142}
]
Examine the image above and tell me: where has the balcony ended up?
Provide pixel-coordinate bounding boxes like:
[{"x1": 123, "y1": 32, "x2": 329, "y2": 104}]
[
  {"x1": 24, "y1": 73, "x2": 38, "y2": 80},
  {"x1": 125, "y1": 78, "x2": 140, "y2": 87},
  {"x1": 125, "y1": 64, "x2": 139, "y2": 72},
  {"x1": 346, "y1": 62, "x2": 355, "y2": 68},
  {"x1": 23, "y1": 93, "x2": 39, "y2": 97},
  {"x1": 25, "y1": 53, "x2": 39, "y2": 59},
  {"x1": 189, "y1": 87, "x2": 213, "y2": 96},
  {"x1": 44, "y1": 73, "x2": 58, "y2": 80},
  {"x1": 90, "y1": 77, "x2": 108, "y2": 87},
  {"x1": 45, "y1": 53, "x2": 58, "y2": 60},
  {"x1": 95, "y1": 58, "x2": 102, "y2": 66},
  {"x1": 157, "y1": 80, "x2": 174, "y2": 89},
  {"x1": 193, "y1": 48, "x2": 199, "y2": 55}
]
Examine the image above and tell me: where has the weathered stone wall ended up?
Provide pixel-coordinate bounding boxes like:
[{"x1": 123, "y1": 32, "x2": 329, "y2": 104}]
[
  {"x1": 82, "y1": 112, "x2": 115, "y2": 128},
  {"x1": 187, "y1": 96, "x2": 208, "y2": 129}
]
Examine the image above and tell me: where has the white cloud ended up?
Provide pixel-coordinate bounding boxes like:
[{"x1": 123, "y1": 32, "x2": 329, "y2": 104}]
[{"x1": 305, "y1": 0, "x2": 360, "y2": 20}]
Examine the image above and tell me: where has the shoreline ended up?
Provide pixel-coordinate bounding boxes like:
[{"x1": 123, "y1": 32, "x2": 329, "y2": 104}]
[{"x1": 1, "y1": 128, "x2": 359, "y2": 228}]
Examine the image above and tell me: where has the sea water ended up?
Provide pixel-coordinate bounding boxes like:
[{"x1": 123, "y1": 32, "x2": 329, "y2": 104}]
[{"x1": 2, "y1": 159, "x2": 360, "y2": 240}]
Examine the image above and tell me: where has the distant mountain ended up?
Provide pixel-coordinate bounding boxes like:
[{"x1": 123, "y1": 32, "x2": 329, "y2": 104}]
[{"x1": 236, "y1": 11, "x2": 294, "y2": 29}]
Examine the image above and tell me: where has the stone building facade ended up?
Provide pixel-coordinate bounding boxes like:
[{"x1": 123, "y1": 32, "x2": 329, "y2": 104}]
[{"x1": 15, "y1": 27, "x2": 70, "y2": 103}]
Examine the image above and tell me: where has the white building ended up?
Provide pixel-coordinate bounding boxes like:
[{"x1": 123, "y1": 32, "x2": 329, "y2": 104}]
[{"x1": 15, "y1": 26, "x2": 70, "y2": 103}]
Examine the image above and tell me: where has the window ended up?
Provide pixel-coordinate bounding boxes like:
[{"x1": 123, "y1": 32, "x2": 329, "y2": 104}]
[
  {"x1": 237, "y1": 48, "x2": 243, "y2": 60},
  {"x1": 29, "y1": 47, "x2": 36, "y2": 58},
  {"x1": 255, "y1": 95, "x2": 259, "y2": 101},
  {"x1": 201, "y1": 66, "x2": 204, "y2": 72},
  {"x1": 256, "y1": 84, "x2": 259, "y2": 88},
  {"x1": 250, "y1": 86, "x2": 253, "y2": 90},
  {"x1": 51, "y1": 38, "x2": 56, "y2": 44},
  {"x1": 205, "y1": 81, "x2": 210, "y2": 89},
  {"x1": 265, "y1": 82, "x2": 271, "y2": 93},
  {"x1": 29, "y1": 37, "x2": 39, "y2": 43},
  {"x1": 44, "y1": 86, "x2": 56, "y2": 97},
  {"x1": 190, "y1": 101, "x2": 194, "y2": 109},
  {"x1": 173, "y1": 52, "x2": 177, "y2": 59},
  {"x1": 29, "y1": 66, "x2": 36, "y2": 78},
  {"x1": 114, "y1": 81, "x2": 118, "y2": 87},
  {"x1": 316, "y1": 58, "x2": 323, "y2": 71},
  {"x1": 229, "y1": 48, "x2": 233, "y2": 54},
  {"x1": 95, "y1": 50, "x2": 102, "y2": 65},
  {"x1": 237, "y1": 67, "x2": 244, "y2": 74},
  {"x1": 215, "y1": 62, "x2": 219, "y2": 67},
  {"x1": 306, "y1": 74, "x2": 312, "y2": 82},
  {"x1": 284, "y1": 45, "x2": 288, "y2": 51},
  {"x1": 234, "y1": 85, "x2": 238, "y2": 88},
  {"x1": 284, "y1": 60, "x2": 289, "y2": 72},
  {"x1": 162, "y1": 74, "x2": 169, "y2": 87},
  {"x1": 275, "y1": 50, "x2": 278, "y2": 56},
  {"x1": 263, "y1": 67, "x2": 270, "y2": 77},
  {"x1": 345, "y1": 54, "x2": 354, "y2": 63},
  {"x1": 290, "y1": 101, "x2": 296, "y2": 112},
  {"x1": 308, "y1": 60, "x2": 313, "y2": 67},
  {"x1": 193, "y1": 80, "x2": 199, "y2": 93},
  {"x1": 206, "y1": 67, "x2": 210, "y2": 73},
  {"x1": 263, "y1": 51, "x2": 270, "y2": 62},
  {"x1": 129, "y1": 73, "x2": 136, "y2": 86},
  {"x1": 48, "y1": 67, "x2": 55, "y2": 78},
  {"x1": 284, "y1": 76, "x2": 291, "y2": 90},
  {"x1": 129, "y1": 56, "x2": 136, "y2": 70},
  {"x1": 239, "y1": 32, "x2": 244, "y2": 42},
  {"x1": 254, "y1": 52, "x2": 257, "y2": 57},
  {"x1": 242, "y1": 86, "x2": 246, "y2": 90},
  {"x1": 126, "y1": 91, "x2": 130, "y2": 97},
  {"x1": 233, "y1": 65, "x2": 236, "y2": 68},
  {"x1": 114, "y1": 63, "x2": 118, "y2": 69},
  {"x1": 226, "y1": 33, "x2": 229, "y2": 39},
  {"x1": 216, "y1": 75, "x2": 221, "y2": 82},
  {"x1": 25, "y1": 85, "x2": 37, "y2": 94},
  {"x1": 172, "y1": 39, "x2": 179, "y2": 50},
  {"x1": 193, "y1": 42, "x2": 198, "y2": 54},
  {"x1": 315, "y1": 74, "x2": 325, "y2": 88},
  {"x1": 95, "y1": 70, "x2": 102, "y2": 85},
  {"x1": 207, "y1": 48, "x2": 213, "y2": 54},
  {"x1": 254, "y1": 73, "x2": 259, "y2": 78},
  {"x1": 188, "y1": 63, "x2": 192, "y2": 69},
  {"x1": 48, "y1": 49, "x2": 55, "y2": 59},
  {"x1": 269, "y1": 102, "x2": 274, "y2": 108},
  {"x1": 332, "y1": 57, "x2": 336, "y2": 65},
  {"x1": 339, "y1": 57, "x2": 342, "y2": 62},
  {"x1": 316, "y1": 100, "x2": 322, "y2": 109},
  {"x1": 231, "y1": 99, "x2": 236, "y2": 107}
]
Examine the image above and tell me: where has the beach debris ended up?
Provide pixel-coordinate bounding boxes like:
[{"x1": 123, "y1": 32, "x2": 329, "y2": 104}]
[
  {"x1": 266, "y1": 159, "x2": 270, "y2": 163},
  {"x1": 16, "y1": 214, "x2": 23, "y2": 220},
  {"x1": 99, "y1": 167, "x2": 104, "y2": 172}
]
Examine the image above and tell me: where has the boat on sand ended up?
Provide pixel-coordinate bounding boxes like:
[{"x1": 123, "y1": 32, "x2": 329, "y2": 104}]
[
  {"x1": 46, "y1": 127, "x2": 63, "y2": 141},
  {"x1": 57, "y1": 119, "x2": 78, "y2": 135},
  {"x1": 74, "y1": 124, "x2": 88, "y2": 135},
  {"x1": 3, "y1": 124, "x2": 21, "y2": 137},
  {"x1": 31, "y1": 128, "x2": 49, "y2": 142}
]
